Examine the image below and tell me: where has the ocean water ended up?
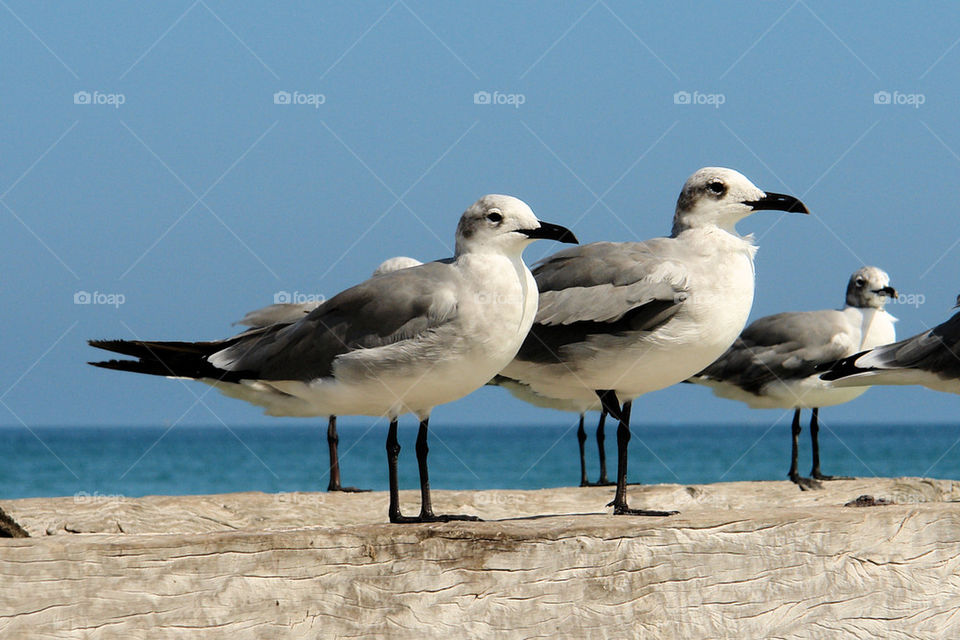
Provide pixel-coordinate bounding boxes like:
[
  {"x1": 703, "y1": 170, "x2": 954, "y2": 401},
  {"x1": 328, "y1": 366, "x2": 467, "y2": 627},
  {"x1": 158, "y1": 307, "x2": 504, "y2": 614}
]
[{"x1": 1, "y1": 422, "x2": 958, "y2": 500}]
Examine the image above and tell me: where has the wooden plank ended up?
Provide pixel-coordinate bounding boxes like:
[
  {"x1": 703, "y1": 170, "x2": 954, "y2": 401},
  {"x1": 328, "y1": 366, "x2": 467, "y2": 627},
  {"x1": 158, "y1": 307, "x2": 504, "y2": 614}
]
[{"x1": 1, "y1": 478, "x2": 958, "y2": 638}]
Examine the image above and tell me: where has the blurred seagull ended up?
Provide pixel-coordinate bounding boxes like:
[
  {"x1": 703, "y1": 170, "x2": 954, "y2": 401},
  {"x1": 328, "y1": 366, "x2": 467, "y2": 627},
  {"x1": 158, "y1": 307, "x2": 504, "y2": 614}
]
[
  {"x1": 821, "y1": 293, "x2": 960, "y2": 395},
  {"x1": 689, "y1": 267, "x2": 897, "y2": 489},
  {"x1": 499, "y1": 167, "x2": 808, "y2": 515},
  {"x1": 235, "y1": 256, "x2": 422, "y2": 493},
  {"x1": 490, "y1": 376, "x2": 611, "y2": 487},
  {"x1": 89, "y1": 196, "x2": 576, "y2": 523}
]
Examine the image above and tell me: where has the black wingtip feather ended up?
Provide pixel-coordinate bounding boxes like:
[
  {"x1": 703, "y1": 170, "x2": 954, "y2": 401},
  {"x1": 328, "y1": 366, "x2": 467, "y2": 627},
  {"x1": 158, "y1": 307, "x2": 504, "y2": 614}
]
[
  {"x1": 817, "y1": 352, "x2": 873, "y2": 381},
  {"x1": 87, "y1": 337, "x2": 253, "y2": 383}
]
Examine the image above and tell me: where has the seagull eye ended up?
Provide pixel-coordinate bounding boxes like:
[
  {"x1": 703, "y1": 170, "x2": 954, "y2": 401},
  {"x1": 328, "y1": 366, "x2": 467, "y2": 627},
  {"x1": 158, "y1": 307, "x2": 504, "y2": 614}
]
[
  {"x1": 707, "y1": 181, "x2": 726, "y2": 196},
  {"x1": 487, "y1": 212, "x2": 503, "y2": 223},
  {"x1": 856, "y1": 278, "x2": 865, "y2": 287}
]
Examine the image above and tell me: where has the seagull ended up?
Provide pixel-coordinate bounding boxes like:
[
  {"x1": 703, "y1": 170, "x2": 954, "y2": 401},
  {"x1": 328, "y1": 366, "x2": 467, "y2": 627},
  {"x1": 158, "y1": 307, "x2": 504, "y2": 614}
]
[
  {"x1": 490, "y1": 375, "x2": 612, "y2": 487},
  {"x1": 89, "y1": 195, "x2": 576, "y2": 523},
  {"x1": 235, "y1": 257, "x2": 422, "y2": 493},
  {"x1": 499, "y1": 167, "x2": 808, "y2": 515},
  {"x1": 821, "y1": 293, "x2": 960, "y2": 394},
  {"x1": 688, "y1": 267, "x2": 897, "y2": 489},
  {"x1": 371, "y1": 256, "x2": 422, "y2": 276}
]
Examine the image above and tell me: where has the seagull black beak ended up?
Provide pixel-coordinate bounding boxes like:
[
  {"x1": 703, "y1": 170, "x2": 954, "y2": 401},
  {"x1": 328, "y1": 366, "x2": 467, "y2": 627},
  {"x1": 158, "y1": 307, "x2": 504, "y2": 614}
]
[
  {"x1": 744, "y1": 192, "x2": 809, "y2": 214},
  {"x1": 521, "y1": 221, "x2": 579, "y2": 244},
  {"x1": 875, "y1": 286, "x2": 898, "y2": 298}
]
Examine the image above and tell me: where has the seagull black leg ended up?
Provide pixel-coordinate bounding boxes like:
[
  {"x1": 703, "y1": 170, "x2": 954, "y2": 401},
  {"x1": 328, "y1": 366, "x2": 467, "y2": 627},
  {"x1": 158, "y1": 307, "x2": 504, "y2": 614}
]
[
  {"x1": 413, "y1": 417, "x2": 479, "y2": 522},
  {"x1": 386, "y1": 417, "x2": 480, "y2": 523},
  {"x1": 595, "y1": 409, "x2": 614, "y2": 486},
  {"x1": 415, "y1": 418, "x2": 437, "y2": 518},
  {"x1": 577, "y1": 414, "x2": 589, "y2": 487},
  {"x1": 327, "y1": 415, "x2": 342, "y2": 491},
  {"x1": 809, "y1": 408, "x2": 851, "y2": 481},
  {"x1": 599, "y1": 397, "x2": 677, "y2": 517},
  {"x1": 327, "y1": 415, "x2": 369, "y2": 493},
  {"x1": 386, "y1": 417, "x2": 406, "y2": 522},
  {"x1": 788, "y1": 409, "x2": 821, "y2": 491}
]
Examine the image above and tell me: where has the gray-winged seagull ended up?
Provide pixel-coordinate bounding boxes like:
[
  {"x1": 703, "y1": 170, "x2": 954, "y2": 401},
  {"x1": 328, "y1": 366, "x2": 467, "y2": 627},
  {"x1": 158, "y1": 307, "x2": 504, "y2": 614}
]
[
  {"x1": 499, "y1": 167, "x2": 808, "y2": 515},
  {"x1": 89, "y1": 196, "x2": 576, "y2": 523},
  {"x1": 689, "y1": 267, "x2": 897, "y2": 489},
  {"x1": 235, "y1": 257, "x2": 422, "y2": 493},
  {"x1": 489, "y1": 375, "x2": 611, "y2": 486}
]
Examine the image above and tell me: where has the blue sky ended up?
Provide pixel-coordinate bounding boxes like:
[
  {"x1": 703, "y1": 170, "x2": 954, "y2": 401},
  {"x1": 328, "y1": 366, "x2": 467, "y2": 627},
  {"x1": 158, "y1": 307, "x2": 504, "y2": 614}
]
[{"x1": 2, "y1": 1, "x2": 960, "y2": 432}]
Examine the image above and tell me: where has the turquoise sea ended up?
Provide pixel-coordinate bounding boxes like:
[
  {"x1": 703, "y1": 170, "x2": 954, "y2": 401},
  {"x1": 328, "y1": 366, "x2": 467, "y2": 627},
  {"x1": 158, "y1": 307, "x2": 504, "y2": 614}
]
[{"x1": 1, "y1": 422, "x2": 958, "y2": 500}]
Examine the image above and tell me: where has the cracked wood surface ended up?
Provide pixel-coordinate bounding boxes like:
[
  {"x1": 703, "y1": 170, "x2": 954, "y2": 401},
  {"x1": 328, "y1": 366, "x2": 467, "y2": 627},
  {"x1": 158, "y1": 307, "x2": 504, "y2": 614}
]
[{"x1": 1, "y1": 478, "x2": 959, "y2": 638}]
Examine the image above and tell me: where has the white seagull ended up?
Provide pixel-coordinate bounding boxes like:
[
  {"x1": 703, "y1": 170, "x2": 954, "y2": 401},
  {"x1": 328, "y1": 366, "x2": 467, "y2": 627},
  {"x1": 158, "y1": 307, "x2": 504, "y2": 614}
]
[
  {"x1": 821, "y1": 294, "x2": 960, "y2": 394},
  {"x1": 89, "y1": 196, "x2": 576, "y2": 523},
  {"x1": 689, "y1": 267, "x2": 897, "y2": 489},
  {"x1": 499, "y1": 167, "x2": 808, "y2": 515},
  {"x1": 235, "y1": 256, "x2": 422, "y2": 493}
]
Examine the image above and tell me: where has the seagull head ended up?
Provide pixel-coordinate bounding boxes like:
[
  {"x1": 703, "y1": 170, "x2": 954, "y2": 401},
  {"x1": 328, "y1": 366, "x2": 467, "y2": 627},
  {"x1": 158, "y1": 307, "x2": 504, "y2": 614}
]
[
  {"x1": 455, "y1": 194, "x2": 578, "y2": 256},
  {"x1": 672, "y1": 167, "x2": 808, "y2": 235},
  {"x1": 846, "y1": 266, "x2": 897, "y2": 309}
]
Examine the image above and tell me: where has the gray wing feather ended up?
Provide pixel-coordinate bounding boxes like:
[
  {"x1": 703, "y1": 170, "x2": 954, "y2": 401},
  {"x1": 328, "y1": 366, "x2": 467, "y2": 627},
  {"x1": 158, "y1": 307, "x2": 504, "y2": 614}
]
[
  {"x1": 234, "y1": 302, "x2": 320, "y2": 328},
  {"x1": 697, "y1": 310, "x2": 855, "y2": 393},
  {"x1": 210, "y1": 263, "x2": 460, "y2": 380},
  {"x1": 532, "y1": 240, "x2": 688, "y2": 326},
  {"x1": 855, "y1": 311, "x2": 960, "y2": 377}
]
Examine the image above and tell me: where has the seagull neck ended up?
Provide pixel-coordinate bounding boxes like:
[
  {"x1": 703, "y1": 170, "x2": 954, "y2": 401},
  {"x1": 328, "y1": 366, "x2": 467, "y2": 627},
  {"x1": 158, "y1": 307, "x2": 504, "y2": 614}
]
[
  {"x1": 454, "y1": 244, "x2": 526, "y2": 261},
  {"x1": 672, "y1": 224, "x2": 753, "y2": 250},
  {"x1": 671, "y1": 217, "x2": 743, "y2": 237}
]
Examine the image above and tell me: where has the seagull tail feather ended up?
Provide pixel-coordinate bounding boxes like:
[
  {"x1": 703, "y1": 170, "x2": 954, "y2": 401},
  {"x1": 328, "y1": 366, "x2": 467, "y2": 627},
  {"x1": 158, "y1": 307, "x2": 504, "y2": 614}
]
[{"x1": 87, "y1": 338, "x2": 249, "y2": 382}]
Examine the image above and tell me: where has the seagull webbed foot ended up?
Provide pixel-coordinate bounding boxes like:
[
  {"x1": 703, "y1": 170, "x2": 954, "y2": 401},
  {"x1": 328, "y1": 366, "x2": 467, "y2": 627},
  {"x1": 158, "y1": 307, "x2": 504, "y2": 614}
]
[
  {"x1": 391, "y1": 512, "x2": 481, "y2": 523},
  {"x1": 790, "y1": 474, "x2": 824, "y2": 491},
  {"x1": 612, "y1": 505, "x2": 680, "y2": 517},
  {"x1": 607, "y1": 498, "x2": 679, "y2": 516},
  {"x1": 811, "y1": 472, "x2": 852, "y2": 481},
  {"x1": 328, "y1": 485, "x2": 371, "y2": 493},
  {"x1": 579, "y1": 480, "x2": 617, "y2": 488}
]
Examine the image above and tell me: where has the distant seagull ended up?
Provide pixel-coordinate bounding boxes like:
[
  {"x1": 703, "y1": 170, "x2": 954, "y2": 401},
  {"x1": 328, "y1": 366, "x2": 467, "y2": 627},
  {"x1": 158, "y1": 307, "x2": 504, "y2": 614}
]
[
  {"x1": 499, "y1": 168, "x2": 808, "y2": 515},
  {"x1": 89, "y1": 196, "x2": 576, "y2": 523},
  {"x1": 821, "y1": 293, "x2": 960, "y2": 394},
  {"x1": 689, "y1": 267, "x2": 897, "y2": 489},
  {"x1": 490, "y1": 376, "x2": 612, "y2": 487},
  {"x1": 236, "y1": 257, "x2": 422, "y2": 493},
  {"x1": 371, "y1": 256, "x2": 422, "y2": 276}
]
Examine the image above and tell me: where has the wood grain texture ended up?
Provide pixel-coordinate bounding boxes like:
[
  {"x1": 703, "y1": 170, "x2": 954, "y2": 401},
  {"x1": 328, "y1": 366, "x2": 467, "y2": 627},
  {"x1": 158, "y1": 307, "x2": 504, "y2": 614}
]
[{"x1": 1, "y1": 478, "x2": 959, "y2": 638}]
